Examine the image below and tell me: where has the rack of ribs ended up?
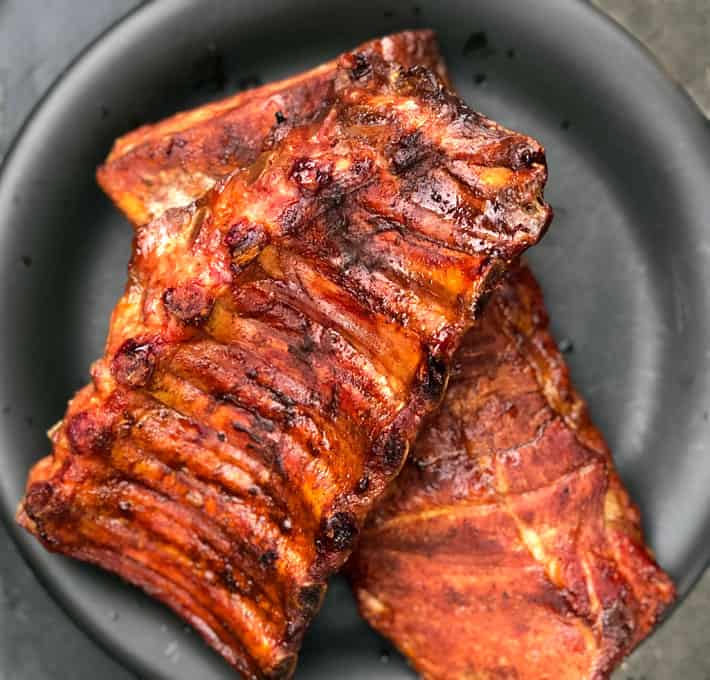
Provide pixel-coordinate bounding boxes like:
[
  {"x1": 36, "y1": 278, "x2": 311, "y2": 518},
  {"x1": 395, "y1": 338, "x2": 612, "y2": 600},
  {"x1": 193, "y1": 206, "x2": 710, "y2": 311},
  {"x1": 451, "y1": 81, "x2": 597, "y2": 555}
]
[
  {"x1": 17, "y1": 46, "x2": 551, "y2": 679},
  {"x1": 349, "y1": 263, "x2": 675, "y2": 680}
]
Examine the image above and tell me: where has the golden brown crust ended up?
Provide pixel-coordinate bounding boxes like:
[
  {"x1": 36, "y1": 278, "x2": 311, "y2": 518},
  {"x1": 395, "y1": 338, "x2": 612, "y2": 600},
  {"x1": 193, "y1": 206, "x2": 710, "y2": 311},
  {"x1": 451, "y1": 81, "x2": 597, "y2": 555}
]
[
  {"x1": 18, "y1": 51, "x2": 551, "y2": 679},
  {"x1": 349, "y1": 262, "x2": 676, "y2": 680},
  {"x1": 97, "y1": 30, "x2": 449, "y2": 226}
]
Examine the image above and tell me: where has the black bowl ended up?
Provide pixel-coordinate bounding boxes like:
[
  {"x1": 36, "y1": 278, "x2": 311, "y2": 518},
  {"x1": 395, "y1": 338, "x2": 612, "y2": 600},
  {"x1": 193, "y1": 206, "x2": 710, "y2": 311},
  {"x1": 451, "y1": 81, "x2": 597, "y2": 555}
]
[{"x1": 1, "y1": 1, "x2": 710, "y2": 678}]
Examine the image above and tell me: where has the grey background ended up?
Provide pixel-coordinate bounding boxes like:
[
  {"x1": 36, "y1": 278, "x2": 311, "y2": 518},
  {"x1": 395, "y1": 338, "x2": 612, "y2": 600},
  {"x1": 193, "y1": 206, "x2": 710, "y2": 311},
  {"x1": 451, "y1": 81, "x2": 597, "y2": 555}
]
[{"x1": 1, "y1": 1, "x2": 708, "y2": 679}]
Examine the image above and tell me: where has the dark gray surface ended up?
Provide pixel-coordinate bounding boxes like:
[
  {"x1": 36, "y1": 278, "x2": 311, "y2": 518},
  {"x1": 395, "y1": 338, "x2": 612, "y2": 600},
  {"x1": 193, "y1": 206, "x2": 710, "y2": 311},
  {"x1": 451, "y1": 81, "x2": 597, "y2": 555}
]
[
  {"x1": 1, "y1": 2, "x2": 709, "y2": 679},
  {"x1": 594, "y1": 0, "x2": 710, "y2": 117}
]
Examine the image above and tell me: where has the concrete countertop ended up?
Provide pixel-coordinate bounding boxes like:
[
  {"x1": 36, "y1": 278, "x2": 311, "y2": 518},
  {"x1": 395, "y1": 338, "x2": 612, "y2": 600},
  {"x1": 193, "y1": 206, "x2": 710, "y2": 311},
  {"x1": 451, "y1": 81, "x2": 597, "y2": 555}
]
[{"x1": 1, "y1": 2, "x2": 708, "y2": 679}]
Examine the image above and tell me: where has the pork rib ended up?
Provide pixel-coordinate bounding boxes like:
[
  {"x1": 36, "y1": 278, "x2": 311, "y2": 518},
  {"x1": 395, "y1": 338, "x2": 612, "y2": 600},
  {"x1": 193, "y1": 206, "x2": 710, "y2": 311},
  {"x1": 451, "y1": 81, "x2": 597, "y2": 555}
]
[
  {"x1": 18, "y1": 51, "x2": 551, "y2": 679},
  {"x1": 97, "y1": 30, "x2": 448, "y2": 226},
  {"x1": 349, "y1": 263, "x2": 675, "y2": 680}
]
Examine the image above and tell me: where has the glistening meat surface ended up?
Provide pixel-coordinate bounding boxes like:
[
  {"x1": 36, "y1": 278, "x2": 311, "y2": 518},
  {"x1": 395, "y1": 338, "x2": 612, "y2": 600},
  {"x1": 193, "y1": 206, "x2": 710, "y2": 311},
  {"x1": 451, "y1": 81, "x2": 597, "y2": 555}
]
[
  {"x1": 349, "y1": 263, "x2": 675, "y2": 680},
  {"x1": 97, "y1": 30, "x2": 448, "y2": 226},
  {"x1": 18, "y1": 51, "x2": 551, "y2": 679}
]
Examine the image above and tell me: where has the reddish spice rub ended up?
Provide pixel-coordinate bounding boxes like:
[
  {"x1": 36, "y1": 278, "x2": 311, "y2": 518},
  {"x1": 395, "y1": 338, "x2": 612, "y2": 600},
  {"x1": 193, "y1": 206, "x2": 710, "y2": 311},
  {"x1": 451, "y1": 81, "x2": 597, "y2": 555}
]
[
  {"x1": 349, "y1": 263, "x2": 675, "y2": 680},
  {"x1": 18, "y1": 48, "x2": 551, "y2": 679}
]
